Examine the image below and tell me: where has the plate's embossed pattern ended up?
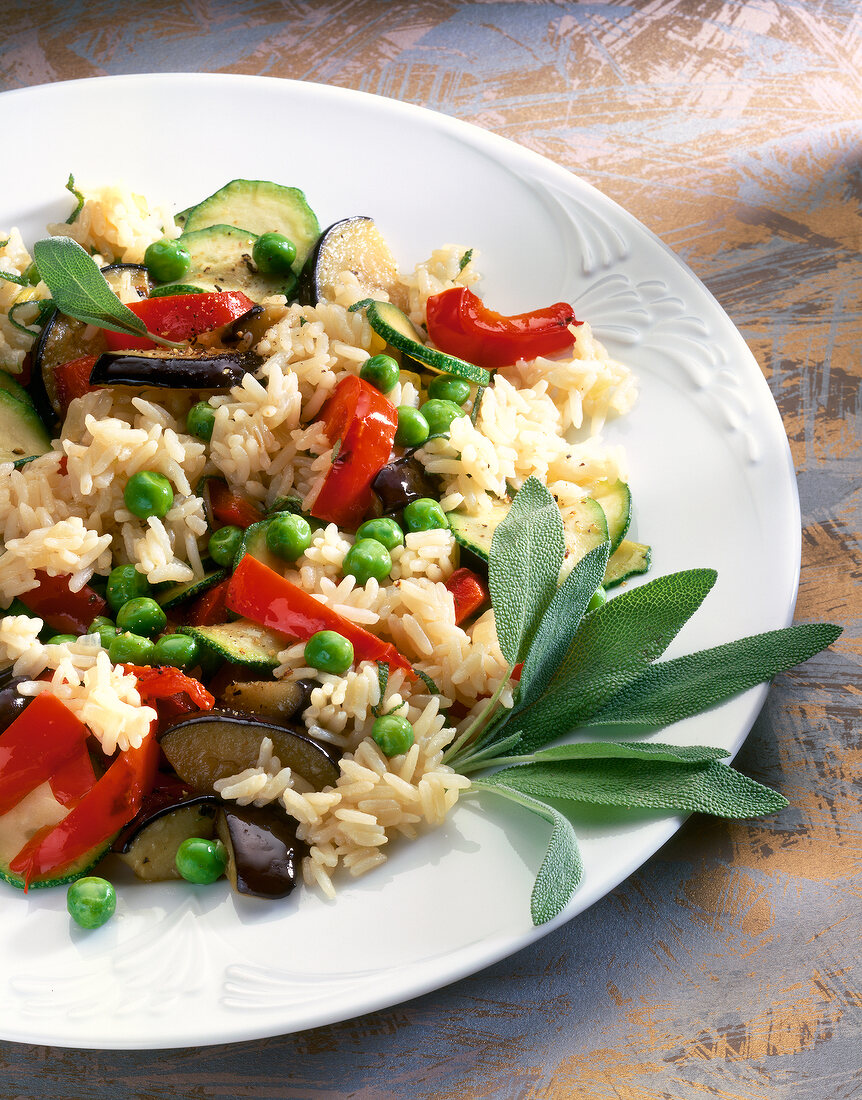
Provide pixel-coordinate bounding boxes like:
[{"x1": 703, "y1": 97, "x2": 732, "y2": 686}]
[{"x1": 9, "y1": 902, "x2": 208, "y2": 1019}]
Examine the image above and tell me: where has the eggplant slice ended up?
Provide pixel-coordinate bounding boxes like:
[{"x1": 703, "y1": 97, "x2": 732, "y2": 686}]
[
  {"x1": 116, "y1": 795, "x2": 218, "y2": 882},
  {"x1": 160, "y1": 710, "x2": 340, "y2": 794},
  {"x1": 298, "y1": 216, "x2": 406, "y2": 308},
  {"x1": 218, "y1": 678, "x2": 314, "y2": 724},
  {"x1": 372, "y1": 453, "x2": 439, "y2": 515},
  {"x1": 89, "y1": 349, "x2": 262, "y2": 390},
  {"x1": 216, "y1": 804, "x2": 305, "y2": 899},
  {"x1": 32, "y1": 263, "x2": 151, "y2": 417}
]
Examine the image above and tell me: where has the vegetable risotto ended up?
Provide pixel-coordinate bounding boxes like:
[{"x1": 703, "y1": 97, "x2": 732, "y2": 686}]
[{"x1": 0, "y1": 176, "x2": 639, "y2": 916}]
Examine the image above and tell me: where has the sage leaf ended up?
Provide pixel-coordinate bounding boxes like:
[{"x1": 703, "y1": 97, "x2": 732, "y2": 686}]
[
  {"x1": 585, "y1": 622, "x2": 844, "y2": 730},
  {"x1": 508, "y1": 568, "x2": 717, "y2": 754},
  {"x1": 0, "y1": 269, "x2": 29, "y2": 288},
  {"x1": 506, "y1": 740, "x2": 731, "y2": 766},
  {"x1": 488, "y1": 757, "x2": 788, "y2": 817},
  {"x1": 474, "y1": 780, "x2": 582, "y2": 924},
  {"x1": 33, "y1": 237, "x2": 150, "y2": 338},
  {"x1": 371, "y1": 661, "x2": 389, "y2": 717},
  {"x1": 489, "y1": 477, "x2": 565, "y2": 664},
  {"x1": 516, "y1": 541, "x2": 610, "y2": 708}
]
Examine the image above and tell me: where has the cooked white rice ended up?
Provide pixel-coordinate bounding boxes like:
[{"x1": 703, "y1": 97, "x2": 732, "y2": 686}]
[{"x1": 0, "y1": 183, "x2": 637, "y2": 897}]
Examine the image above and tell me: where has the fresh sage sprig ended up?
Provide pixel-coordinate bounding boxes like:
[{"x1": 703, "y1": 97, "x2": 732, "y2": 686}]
[
  {"x1": 452, "y1": 478, "x2": 841, "y2": 926},
  {"x1": 32, "y1": 237, "x2": 183, "y2": 349}
]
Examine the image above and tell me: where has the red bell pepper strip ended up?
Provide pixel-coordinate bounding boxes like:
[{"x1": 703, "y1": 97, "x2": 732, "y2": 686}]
[
  {"x1": 445, "y1": 567, "x2": 490, "y2": 626},
  {"x1": 10, "y1": 734, "x2": 160, "y2": 888},
  {"x1": 208, "y1": 480, "x2": 263, "y2": 530},
  {"x1": 186, "y1": 578, "x2": 231, "y2": 626},
  {"x1": 54, "y1": 355, "x2": 99, "y2": 413},
  {"x1": 310, "y1": 375, "x2": 398, "y2": 529},
  {"x1": 20, "y1": 571, "x2": 107, "y2": 636},
  {"x1": 425, "y1": 286, "x2": 581, "y2": 370},
  {"x1": 226, "y1": 554, "x2": 414, "y2": 675},
  {"x1": 103, "y1": 291, "x2": 255, "y2": 352},
  {"x1": 125, "y1": 665, "x2": 215, "y2": 711},
  {"x1": 0, "y1": 693, "x2": 91, "y2": 815},
  {"x1": 49, "y1": 743, "x2": 98, "y2": 808}
]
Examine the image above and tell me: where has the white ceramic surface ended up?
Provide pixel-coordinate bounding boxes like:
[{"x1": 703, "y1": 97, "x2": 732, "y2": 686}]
[{"x1": 0, "y1": 74, "x2": 800, "y2": 1050}]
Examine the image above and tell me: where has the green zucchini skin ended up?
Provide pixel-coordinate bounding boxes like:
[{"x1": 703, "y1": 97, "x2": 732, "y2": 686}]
[
  {"x1": 0, "y1": 839, "x2": 114, "y2": 891},
  {"x1": 603, "y1": 540, "x2": 651, "y2": 588},
  {"x1": 179, "y1": 620, "x2": 285, "y2": 669},
  {"x1": 181, "y1": 179, "x2": 320, "y2": 267},
  {"x1": 158, "y1": 569, "x2": 228, "y2": 611},
  {"x1": 351, "y1": 299, "x2": 492, "y2": 387}
]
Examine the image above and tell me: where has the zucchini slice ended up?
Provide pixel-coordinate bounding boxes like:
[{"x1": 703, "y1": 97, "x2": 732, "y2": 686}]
[
  {"x1": 591, "y1": 479, "x2": 631, "y2": 553},
  {"x1": 232, "y1": 518, "x2": 279, "y2": 573},
  {"x1": 352, "y1": 299, "x2": 491, "y2": 387},
  {"x1": 298, "y1": 216, "x2": 400, "y2": 306},
  {"x1": 449, "y1": 495, "x2": 609, "y2": 579},
  {"x1": 179, "y1": 619, "x2": 285, "y2": 669},
  {"x1": 0, "y1": 389, "x2": 51, "y2": 464},
  {"x1": 181, "y1": 179, "x2": 320, "y2": 267},
  {"x1": 603, "y1": 540, "x2": 651, "y2": 588},
  {"x1": 177, "y1": 225, "x2": 293, "y2": 300},
  {"x1": 0, "y1": 780, "x2": 112, "y2": 890},
  {"x1": 158, "y1": 569, "x2": 227, "y2": 611}
]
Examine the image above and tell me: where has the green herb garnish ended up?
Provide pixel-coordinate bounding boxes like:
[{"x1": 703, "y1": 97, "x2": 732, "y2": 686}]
[
  {"x1": 64, "y1": 173, "x2": 85, "y2": 224},
  {"x1": 458, "y1": 248, "x2": 474, "y2": 272},
  {"x1": 448, "y1": 478, "x2": 841, "y2": 926},
  {"x1": 32, "y1": 237, "x2": 183, "y2": 349}
]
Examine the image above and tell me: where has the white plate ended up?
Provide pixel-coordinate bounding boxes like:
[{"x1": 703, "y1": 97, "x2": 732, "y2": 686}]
[{"x1": 0, "y1": 74, "x2": 799, "y2": 1050}]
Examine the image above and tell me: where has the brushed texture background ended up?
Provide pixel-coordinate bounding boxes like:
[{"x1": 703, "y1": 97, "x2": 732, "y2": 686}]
[{"x1": 0, "y1": 1, "x2": 859, "y2": 1096}]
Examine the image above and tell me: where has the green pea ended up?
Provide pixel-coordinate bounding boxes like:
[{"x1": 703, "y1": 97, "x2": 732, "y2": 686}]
[
  {"x1": 403, "y1": 497, "x2": 449, "y2": 532},
  {"x1": 342, "y1": 538, "x2": 392, "y2": 585},
  {"x1": 587, "y1": 586, "x2": 608, "y2": 612},
  {"x1": 420, "y1": 398, "x2": 468, "y2": 437},
  {"x1": 372, "y1": 714, "x2": 415, "y2": 757},
  {"x1": 116, "y1": 596, "x2": 167, "y2": 638},
  {"x1": 395, "y1": 405, "x2": 430, "y2": 447},
  {"x1": 106, "y1": 565, "x2": 151, "y2": 613},
  {"x1": 144, "y1": 238, "x2": 191, "y2": 284},
  {"x1": 356, "y1": 517, "x2": 404, "y2": 551},
  {"x1": 208, "y1": 525, "x2": 244, "y2": 567},
  {"x1": 304, "y1": 630, "x2": 354, "y2": 675},
  {"x1": 360, "y1": 354, "x2": 400, "y2": 394},
  {"x1": 266, "y1": 513, "x2": 313, "y2": 561},
  {"x1": 46, "y1": 633, "x2": 77, "y2": 646},
  {"x1": 152, "y1": 633, "x2": 199, "y2": 670},
  {"x1": 252, "y1": 232, "x2": 297, "y2": 275},
  {"x1": 88, "y1": 615, "x2": 118, "y2": 648},
  {"x1": 175, "y1": 837, "x2": 227, "y2": 885},
  {"x1": 124, "y1": 471, "x2": 174, "y2": 520},
  {"x1": 66, "y1": 876, "x2": 116, "y2": 929},
  {"x1": 108, "y1": 632, "x2": 156, "y2": 665},
  {"x1": 427, "y1": 375, "x2": 471, "y2": 405},
  {"x1": 186, "y1": 402, "x2": 216, "y2": 442}
]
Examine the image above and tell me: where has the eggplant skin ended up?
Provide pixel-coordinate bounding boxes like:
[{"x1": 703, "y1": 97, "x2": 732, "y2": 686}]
[
  {"x1": 217, "y1": 804, "x2": 306, "y2": 899},
  {"x1": 89, "y1": 350, "x2": 263, "y2": 390}
]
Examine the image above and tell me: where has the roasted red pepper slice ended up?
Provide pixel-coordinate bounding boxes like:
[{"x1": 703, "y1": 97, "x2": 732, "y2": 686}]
[
  {"x1": 9, "y1": 734, "x2": 160, "y2": 887},
  {"x1": 20, "y1": 571, "x2": 107, "y2": 636},
  {"x1": 54, "y1": 355, "x2": 99, "y2": 413},
  {"x1": 226, "y1": 554, "x2": 413, "y2": 675},
  {"x1": 125, "y1": 665, "x2": 215, "y2": 711},
  {"x1": 425, "y1": 286, "x2": 581, "y2": 370},
  {"x1": 103, "y1": 291, "x2": 254, "y2": 352},
  {"x1": 186, "y1": 578, "x2": 231, "y2": 626},
  {"x1": 0, "y1": 693, "x2": 91, "y2": 815},
  {"x1": 208, "y1": 480, "x2": 263, "y2": 530},
  {"x1": 49, "y1": 743, "x2": 98, "y2": 808},
  {"x1": 445, "y1": 567, "x2": 490, "y2": 626},
  {"x1": 311, "y1": 375, "x2": 398, "y2": 529}
]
